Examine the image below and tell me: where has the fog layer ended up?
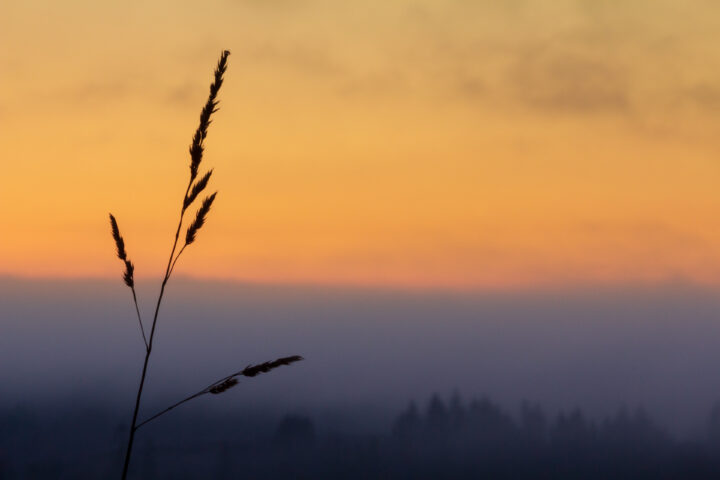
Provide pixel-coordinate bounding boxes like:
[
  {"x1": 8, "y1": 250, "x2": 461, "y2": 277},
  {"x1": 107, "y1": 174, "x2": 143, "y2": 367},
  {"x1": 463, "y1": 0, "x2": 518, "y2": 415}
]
[{"x1": 2, "y1": 277, "x2": 720, "y2": 436}]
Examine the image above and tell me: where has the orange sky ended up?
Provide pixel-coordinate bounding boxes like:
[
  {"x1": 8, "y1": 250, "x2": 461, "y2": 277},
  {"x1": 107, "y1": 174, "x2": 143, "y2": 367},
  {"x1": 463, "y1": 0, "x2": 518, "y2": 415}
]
[{"x1": 2, "y1": 0, "x2": 720, "y2": 289}]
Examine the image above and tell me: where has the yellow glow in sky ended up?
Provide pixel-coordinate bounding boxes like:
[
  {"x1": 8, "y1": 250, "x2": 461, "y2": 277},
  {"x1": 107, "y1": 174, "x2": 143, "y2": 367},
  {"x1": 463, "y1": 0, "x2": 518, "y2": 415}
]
[{"x1": 2, "y1": 0, "x2": 720, "y2": 288}]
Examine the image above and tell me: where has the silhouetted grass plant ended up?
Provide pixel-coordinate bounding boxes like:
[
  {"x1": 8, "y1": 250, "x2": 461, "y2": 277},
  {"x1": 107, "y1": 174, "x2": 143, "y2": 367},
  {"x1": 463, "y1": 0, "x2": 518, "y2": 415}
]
[{"x1": 109, "y1": 50, "x2": 303, "y2": 480}]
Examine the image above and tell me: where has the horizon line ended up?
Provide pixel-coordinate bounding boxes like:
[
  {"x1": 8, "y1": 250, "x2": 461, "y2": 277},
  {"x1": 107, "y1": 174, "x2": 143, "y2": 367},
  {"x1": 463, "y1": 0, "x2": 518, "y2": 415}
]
[{"x1": 2, "y1": 272, "x2": 720, "y2": 296}]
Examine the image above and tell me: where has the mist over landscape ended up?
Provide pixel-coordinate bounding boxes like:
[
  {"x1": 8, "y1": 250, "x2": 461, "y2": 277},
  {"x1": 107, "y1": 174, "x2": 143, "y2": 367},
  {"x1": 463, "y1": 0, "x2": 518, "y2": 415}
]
[
  {"x1": 4, "y1": 276, "x2": 720, "y2": 432},
  {"x1": 5, "y1": 276, "x2": 720, "y2": 477}
]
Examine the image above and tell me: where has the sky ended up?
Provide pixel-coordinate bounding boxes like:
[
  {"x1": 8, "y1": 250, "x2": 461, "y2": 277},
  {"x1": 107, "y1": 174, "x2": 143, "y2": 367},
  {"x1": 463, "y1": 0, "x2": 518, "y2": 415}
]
[{"x1": 3, "y1": 0, "x2": 720, "y2": 288}]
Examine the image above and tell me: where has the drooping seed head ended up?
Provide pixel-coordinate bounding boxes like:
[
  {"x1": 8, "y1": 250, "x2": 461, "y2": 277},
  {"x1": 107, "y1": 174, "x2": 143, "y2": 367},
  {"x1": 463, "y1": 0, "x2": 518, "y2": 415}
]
[
  {"x1": 209, "y1": 378, "x2": 239, "y2": 395},
  {"x1": 109, "y1": 214, "x2": 127, "y2": 261},
  {"x1": 109, "y1": 214, "x2": 135, "y2": 288},
  {"x1": 241, "y1": 356, "x2": 304, "y2": 378},
  {"x1": 123, "y1": 260, "x2": 135, "y2": 288}
]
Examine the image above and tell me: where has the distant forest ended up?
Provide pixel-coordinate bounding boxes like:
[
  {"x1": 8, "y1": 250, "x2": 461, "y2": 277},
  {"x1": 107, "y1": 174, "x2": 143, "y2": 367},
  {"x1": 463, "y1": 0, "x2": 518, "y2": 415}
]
[{"x1": 5, "y1": 393, "x2": 720, "y2": 479}]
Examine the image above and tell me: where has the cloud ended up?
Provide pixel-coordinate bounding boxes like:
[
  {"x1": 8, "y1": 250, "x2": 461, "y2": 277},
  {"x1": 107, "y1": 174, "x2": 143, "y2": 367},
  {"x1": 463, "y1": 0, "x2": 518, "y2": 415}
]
[
  {"x1": 241, "y1": 42, "x2": 345, "y2": 77},
  {"x1": 507, "y1": 51, "x2": 629, "y2": 113},
  {"x1": 374, "y1": 0, "x2": 720, "y2": 123},
  {"x1": 229, "y1": 0, "x2": 307, "y2": 8},
  {"x1": 18, "y1": 0, "x2": 720, "y2": 125},
  {"x1": 676, "y1": 84, "x2": 720, "y2": 113},
  {"x1": 61, "y1": 80, "x2": 133, "y2": 104}
]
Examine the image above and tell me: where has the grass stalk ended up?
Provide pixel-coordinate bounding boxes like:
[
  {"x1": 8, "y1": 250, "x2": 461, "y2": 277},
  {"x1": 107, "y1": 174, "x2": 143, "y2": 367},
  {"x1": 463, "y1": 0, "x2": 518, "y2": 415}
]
[{"x1": 108, "y1": 50, "x2": 302, "y2": 479}]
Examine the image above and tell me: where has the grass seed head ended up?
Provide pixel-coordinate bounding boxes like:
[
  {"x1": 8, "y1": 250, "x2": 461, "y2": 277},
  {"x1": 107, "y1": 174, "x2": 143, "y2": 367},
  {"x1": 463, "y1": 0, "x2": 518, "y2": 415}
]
[
  {"x1": 209, "y1": 378, "x2": 239, "y2": 395},
  {"x1": 109, "y1": 214, "x2": 127, "y2": 261},
  {"x1": 189, "y1": 50, "x2": 230, "y2": 181},
  {"x1": 185, "y1": 192, "x2": 217, "y2": 246},
  {"x1": 241, "y1": 356, "x2": 304, "y2": 378},
  {"x1": 184, "y1": 169, "x2": 213, "y2": 211}
]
